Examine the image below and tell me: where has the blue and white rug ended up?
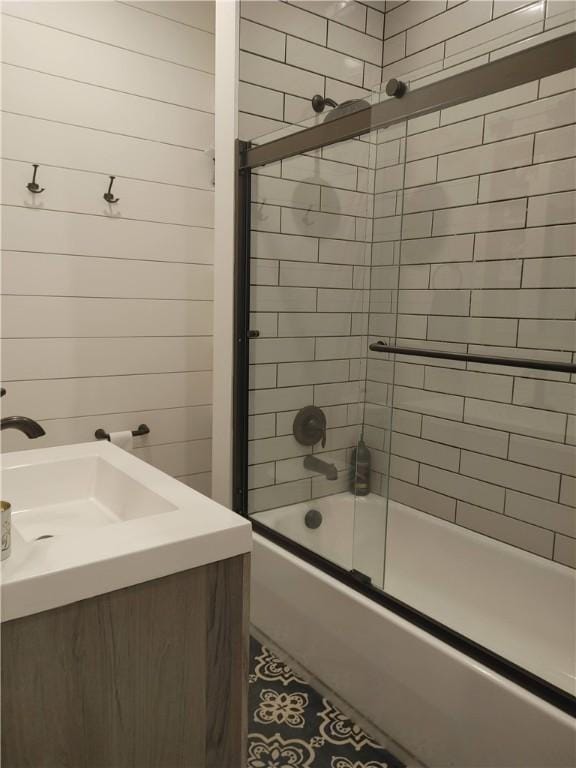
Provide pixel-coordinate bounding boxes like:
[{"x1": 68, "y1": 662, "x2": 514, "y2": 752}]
[{"x1": 248, "y1": 637, "x2": 406, "y2": 768}]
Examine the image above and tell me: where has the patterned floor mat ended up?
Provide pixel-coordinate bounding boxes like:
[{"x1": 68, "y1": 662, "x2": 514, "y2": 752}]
[{"x1": 248, "y1": 637, "x2": 406, "y2": 768}]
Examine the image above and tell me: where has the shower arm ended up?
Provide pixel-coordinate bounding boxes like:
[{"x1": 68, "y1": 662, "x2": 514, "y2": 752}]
[
  {"x1": 241, "y1": 32, "x2": 576, "y2": 171},
  {"x1": 369, "y1": 342, "x2": 576, "y2": 375},
  {"x1": 311, "y1": 94, "x2": 338, "y2": 113}
]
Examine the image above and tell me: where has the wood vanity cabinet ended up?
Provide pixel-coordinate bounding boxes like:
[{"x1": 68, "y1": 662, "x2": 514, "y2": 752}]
[{"x1": 1, "y1": 554, "x2": 250, "y2": 768}]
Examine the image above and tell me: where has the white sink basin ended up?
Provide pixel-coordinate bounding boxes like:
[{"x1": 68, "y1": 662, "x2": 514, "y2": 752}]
[
  {"x1": 5, "y1": 455, "x2": 177, "y2": 542},
  {"x1": 1, "y1": 442, "x2": 252, "y2": 621}
]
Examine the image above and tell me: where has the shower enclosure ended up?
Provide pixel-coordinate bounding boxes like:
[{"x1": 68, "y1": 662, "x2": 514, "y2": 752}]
[{"x1": 234, "y1": 30, "x2": 576, "y2": 724}]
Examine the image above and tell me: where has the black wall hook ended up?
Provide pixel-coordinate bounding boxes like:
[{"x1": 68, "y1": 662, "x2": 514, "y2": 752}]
[
  {"x1": 103, "y1": 175, "x2": 119, "y2": 203},
  {"x1": 26, "y1": 164, "x2": 45, "y2": 194}
]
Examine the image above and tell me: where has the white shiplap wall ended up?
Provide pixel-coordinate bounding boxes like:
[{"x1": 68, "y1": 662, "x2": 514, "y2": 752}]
[{"x1": 1, "y1": 1, "x2": 215, "y2": 494}]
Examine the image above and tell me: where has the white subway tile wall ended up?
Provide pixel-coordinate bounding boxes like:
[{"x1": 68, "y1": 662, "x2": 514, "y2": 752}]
[
  {"x1": 239, "y1": 0, "x2": 385, "y2": 138},
  {"x1": 244, "y1": 1, "x2": 575, "y2": 570},
  {"x1": 241, "y1": 1, "x2": 382, "y2": 514},
  {"x1": 248, "y1": 122, "x2": 376, "y2": 514},
  {"x1": 1, "y1": 2, "x2": 215, "y2": 495},
  {"x1": 367, "y1": 0, "x2": 576, "y2": 568}
]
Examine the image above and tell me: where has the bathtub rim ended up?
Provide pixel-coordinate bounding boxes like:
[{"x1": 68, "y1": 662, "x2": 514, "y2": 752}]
[{"x1": 249, "y1": 515, "x2": 576, "y2": 718}]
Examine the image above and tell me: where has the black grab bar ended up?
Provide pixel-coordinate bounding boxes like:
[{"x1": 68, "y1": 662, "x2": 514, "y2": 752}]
[{"x1": 368, "y1": 342, "x2": 576, "y2": 375}]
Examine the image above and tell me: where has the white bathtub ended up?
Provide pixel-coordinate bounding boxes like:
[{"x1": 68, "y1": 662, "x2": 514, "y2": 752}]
[
  {"x1": 253, "y1": 492, "x2": 387, "y2": 584},
  {"x1": 251, "y1": 492, "x2": 576, "y2": 768}
]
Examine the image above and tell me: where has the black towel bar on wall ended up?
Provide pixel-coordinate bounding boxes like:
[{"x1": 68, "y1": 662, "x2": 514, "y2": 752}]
[{"x1": 368, "y1": 342, "x2": 576, "y2": 375}]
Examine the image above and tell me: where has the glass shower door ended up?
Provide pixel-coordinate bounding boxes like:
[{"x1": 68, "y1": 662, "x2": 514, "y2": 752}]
[
  {"x1": 359, "y1": 68, "x2": 576, "y2": 695},
  {"x1": 246, "y1": 124, "x2": 390, "y2": 576},
  {"x1": 350, "y1": 118, "x2": 407, "y2": 590}
]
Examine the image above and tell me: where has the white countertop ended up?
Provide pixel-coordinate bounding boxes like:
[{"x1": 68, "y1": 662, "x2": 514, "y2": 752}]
[{"x1": 1, "y1": 441, "x2": 252, "y2": 622}]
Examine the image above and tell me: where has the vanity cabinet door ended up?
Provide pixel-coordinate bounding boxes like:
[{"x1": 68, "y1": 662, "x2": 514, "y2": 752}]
[{"x1": 1, "y1": 554, "x2": 250, "y2": 768}]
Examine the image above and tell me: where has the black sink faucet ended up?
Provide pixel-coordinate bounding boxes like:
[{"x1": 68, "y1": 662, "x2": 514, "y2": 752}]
[
  {"x1": 1, "y1": 416, "x2": 46, "y2": 439},
  {"x1": 0, "y1": 389, "x2": 46, "y2": 439}
]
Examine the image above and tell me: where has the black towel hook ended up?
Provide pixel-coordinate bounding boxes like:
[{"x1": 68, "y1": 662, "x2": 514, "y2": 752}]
[
  {"x1": 103, "y1": 175, "x2": 119, "y2": 203},
  {"x1": 26, "y1": 164, "x2": 45, "y2": 194}
]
